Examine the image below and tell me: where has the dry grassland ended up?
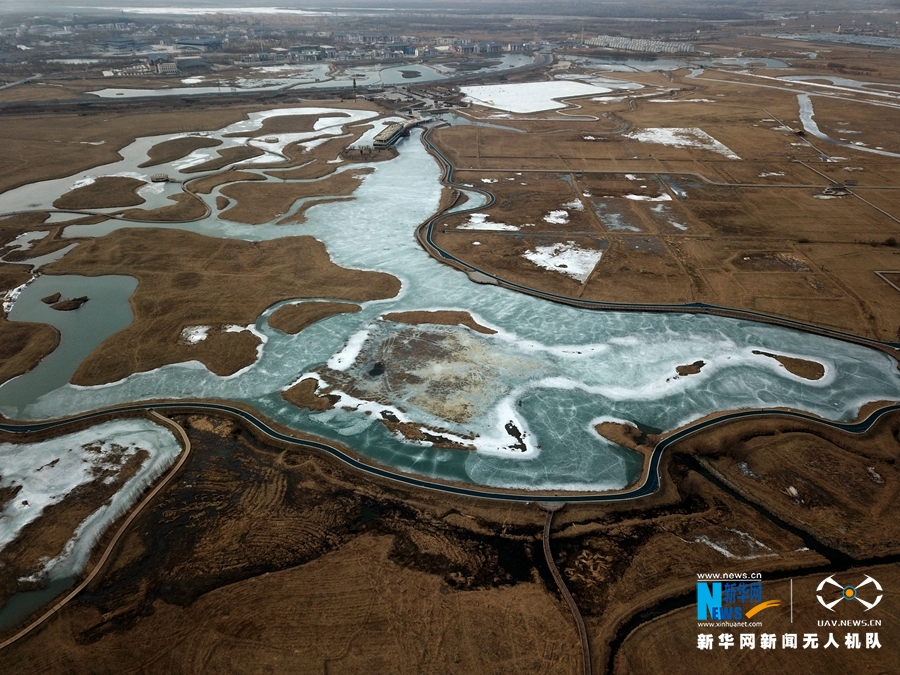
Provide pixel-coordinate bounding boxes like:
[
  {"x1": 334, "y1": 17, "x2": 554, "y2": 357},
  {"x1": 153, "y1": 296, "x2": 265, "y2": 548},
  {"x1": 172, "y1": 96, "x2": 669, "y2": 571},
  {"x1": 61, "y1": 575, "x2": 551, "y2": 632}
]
[
  {"x1": 41, "y1": 228, "x2": 400, "y2": 385},
  {"x1": 187, "y1": 169, "x2": 265, "y2": 194},
  {"x1": 0, "y1": 415, "x2": 580, "y2": 674},
  {"x1": 0, "y1": 266, "x2": 59, "y2": 384},
  {"x1": 138, "y1": 136, "x2": 223, "y2": 168},
  {"x1": 121, "y1": 193, "x2": 208, "y2": 222},
  {"x1": 219, "y1": 168, "x2": 372, "y2": 225},
  {"x1": 180, "y1": 145, "x2": 265, "y2": 174},
  {"x1": 53, "y1": 176, "x2": 146, "y2": 210},
  {"x1": 428, "y1": 64, "x2": 900, "y2": 339},
  {"x1": 281, "y1": 377, "x2": 341, "y2": 410},
  {"x1": 223, "y1": 112, "x2": 350, "y2": 138},
  {"x1": 268, "y1": 300, "x2": 361, "y2": 334},
  {"x1": 0, "y1": 101, "x2": 380, "y2": 197},
  {"x1": 383, "y1": 310, "x2": 497, "y2": 335},
  {"x1": 0, "y1": 109, "x2": 255, "y2": 195},
  {"x1": 680, "y1": 411, "x2": 900, "y2": 557}
]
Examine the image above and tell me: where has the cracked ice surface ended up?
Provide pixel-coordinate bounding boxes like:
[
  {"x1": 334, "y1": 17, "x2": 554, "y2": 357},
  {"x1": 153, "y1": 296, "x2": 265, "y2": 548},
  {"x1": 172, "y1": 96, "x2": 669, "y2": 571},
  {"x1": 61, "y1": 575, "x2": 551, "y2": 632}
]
[
  {"x1": 0, "y1": 418, "x2": 180, "y2": 580},
  {"x1": 2, "y1": 126, "x2": 899, "y2": 492}
]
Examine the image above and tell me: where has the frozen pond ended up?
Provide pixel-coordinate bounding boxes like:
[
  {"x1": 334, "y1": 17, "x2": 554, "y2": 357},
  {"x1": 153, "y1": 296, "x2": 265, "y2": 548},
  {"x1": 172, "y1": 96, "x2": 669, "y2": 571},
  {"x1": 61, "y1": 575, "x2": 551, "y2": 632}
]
[
  {"x1": 1, "y1": 112, "x2": 899, "y2": 493},
  {"x1": 461, "y1": 81, "x2": 614, "y2": 113},
  {"x1": 0, "y1": 417, "x2": 181, "y2": 630}
]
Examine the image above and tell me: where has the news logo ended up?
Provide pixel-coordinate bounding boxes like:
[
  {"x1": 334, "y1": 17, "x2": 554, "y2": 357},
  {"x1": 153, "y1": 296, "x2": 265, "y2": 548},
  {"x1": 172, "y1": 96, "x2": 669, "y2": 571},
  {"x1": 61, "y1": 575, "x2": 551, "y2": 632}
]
[
  {"x1": 697, "y1": 579, "x2": 781, "y2": 621},
  {"x1": 816, "y1": 575, "x2": 883, "y2": 612}
]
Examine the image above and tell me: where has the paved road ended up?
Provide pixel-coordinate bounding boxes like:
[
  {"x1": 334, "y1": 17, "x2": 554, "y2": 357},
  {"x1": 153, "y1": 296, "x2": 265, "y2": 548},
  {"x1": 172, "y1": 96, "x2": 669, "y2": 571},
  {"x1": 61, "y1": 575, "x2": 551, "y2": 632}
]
[
  {"x1": 416, "y1": 126, "x2": 900, "y2": 359},
  {"x1": 4, "y1": 400, "x2": 900, "y2": 505}
]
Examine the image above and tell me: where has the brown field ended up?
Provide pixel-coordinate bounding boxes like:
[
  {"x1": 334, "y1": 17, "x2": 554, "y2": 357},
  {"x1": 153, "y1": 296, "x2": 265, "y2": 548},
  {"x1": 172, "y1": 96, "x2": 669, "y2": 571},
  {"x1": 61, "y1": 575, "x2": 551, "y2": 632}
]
[
  {"x1": 383, "y1": 310, "x2": 497, "y2": 335},
  {"x1": 38, "y1": 228, "x2": 400, "y2": 386},
  {"x1": 138, "y1": 136, "x2": 223, "y2": 168},
  {"x1": 219, "y1": 167, "x2": 372, "y2": 225},
  {"x1": 268, "y1": 300, "x2": 361, "y2": 334},
  {"x1": 52, "y1": 176, "x2": 146, "y2": 210},
  {"x1": 426, "y1": 62, "x2": 900, "y2": 340},
  {"x1": 120, "y1": 193, "x2": 208, "y2": 222},
  {"x1": 0, "y1": 266, "x2": 59, "y2": 384}
]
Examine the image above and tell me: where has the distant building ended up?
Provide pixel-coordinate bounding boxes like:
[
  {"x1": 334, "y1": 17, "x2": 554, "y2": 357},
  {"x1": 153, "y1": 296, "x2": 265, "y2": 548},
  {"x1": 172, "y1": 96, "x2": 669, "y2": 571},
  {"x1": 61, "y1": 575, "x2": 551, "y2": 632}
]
[
  {"x1": 585, "y1": 35, "x2": 695, "y2": 54},
  {"x1": 175, "y1": 37, "x2": 222, "y2": 52}
]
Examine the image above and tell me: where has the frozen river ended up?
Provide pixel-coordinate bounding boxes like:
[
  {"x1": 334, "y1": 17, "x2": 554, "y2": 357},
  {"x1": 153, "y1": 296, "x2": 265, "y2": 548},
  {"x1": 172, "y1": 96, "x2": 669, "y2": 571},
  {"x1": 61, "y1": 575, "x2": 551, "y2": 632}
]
[{"x1": 1, "y1": 108, "x2": 899, "y2": 492}]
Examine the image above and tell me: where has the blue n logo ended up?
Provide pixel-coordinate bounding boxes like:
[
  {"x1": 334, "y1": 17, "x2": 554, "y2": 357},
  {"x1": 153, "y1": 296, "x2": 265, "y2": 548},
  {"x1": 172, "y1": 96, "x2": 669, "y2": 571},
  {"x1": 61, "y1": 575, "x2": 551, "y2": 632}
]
[{"x1": 697, "y1": 582, "x2": 722, "y2": 620}]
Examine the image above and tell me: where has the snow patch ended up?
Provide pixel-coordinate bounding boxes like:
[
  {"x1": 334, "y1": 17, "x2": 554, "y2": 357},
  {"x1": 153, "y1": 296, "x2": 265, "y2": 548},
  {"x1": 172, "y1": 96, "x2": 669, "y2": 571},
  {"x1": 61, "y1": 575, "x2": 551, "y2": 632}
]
[
  {"x1": 179, "y1": 325, "x2": 210, "y2": 344},
  {"x1": 327, "y1": 329, "x2": 370, "y2": 371},
  {"x1": 624, "y1": 127, "x2": 740, "y2": 159},
  {"x1": 523, "y1": 242, "x2": 603, "y2": 282},
  {"x1": 624, "y1": 193, "x2": 672, "y2": 202},
  {"x1": 543, "y1": 210, "x2": 569, "y2": 225},
  {"x1": 455, "y1": 213, "x2": 520, "y2": 231}
]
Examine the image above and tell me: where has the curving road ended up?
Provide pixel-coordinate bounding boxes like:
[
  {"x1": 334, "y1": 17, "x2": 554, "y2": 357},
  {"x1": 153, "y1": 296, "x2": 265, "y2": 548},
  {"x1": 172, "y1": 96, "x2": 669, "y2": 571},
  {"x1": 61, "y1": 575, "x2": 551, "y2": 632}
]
[
  {"x1": 415, "y1": 126, "x2": 900, "y2": 360},
  {"x1": 3, "y1": 400, "x2": 900, "y2": 505}
]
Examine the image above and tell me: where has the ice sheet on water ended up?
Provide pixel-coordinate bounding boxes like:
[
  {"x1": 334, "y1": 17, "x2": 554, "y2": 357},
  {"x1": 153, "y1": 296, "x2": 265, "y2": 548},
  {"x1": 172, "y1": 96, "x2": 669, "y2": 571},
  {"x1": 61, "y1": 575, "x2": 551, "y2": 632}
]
[
  {"x1": 461, "y1": 81, "x2": 613, "y2": 113},
  {"x1": 0, "y1": 418, "x2": 180, "y2": 579}
]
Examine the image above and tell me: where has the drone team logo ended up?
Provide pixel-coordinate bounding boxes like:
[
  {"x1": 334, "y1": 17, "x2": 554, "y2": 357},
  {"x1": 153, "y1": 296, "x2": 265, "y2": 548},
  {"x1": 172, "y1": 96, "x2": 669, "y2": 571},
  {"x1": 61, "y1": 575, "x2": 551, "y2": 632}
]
[{"x1": 816, "y1": 574, "x2": 883, "y2": 612}]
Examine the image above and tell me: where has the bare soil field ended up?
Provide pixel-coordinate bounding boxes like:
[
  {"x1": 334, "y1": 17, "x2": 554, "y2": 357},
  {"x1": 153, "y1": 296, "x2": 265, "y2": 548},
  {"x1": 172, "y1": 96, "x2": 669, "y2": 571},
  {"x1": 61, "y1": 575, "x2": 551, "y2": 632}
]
[
  {"x1": 52, "y1": 176, "x2": 146, "y2": 210},
  {"x1": 38, "y1": 228, "x2": 400, "y2": 386}
]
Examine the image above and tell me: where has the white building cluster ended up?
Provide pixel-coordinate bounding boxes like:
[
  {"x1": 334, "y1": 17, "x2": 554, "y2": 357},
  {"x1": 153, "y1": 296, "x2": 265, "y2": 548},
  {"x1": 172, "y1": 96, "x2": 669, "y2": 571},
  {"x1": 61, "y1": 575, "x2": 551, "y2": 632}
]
[{"x1": 585, "y1": 35, "x2": 695, "y2": 54}]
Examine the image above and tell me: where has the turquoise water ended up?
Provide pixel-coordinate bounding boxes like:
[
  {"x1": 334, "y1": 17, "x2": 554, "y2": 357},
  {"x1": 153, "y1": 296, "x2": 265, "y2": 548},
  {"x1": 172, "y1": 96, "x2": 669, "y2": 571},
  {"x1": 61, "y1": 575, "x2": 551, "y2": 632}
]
[{"x1": 1, "y1": 113, "x2": 898, "y2": 491}]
